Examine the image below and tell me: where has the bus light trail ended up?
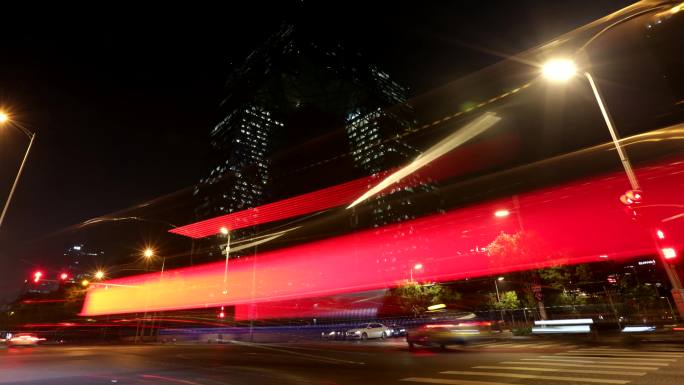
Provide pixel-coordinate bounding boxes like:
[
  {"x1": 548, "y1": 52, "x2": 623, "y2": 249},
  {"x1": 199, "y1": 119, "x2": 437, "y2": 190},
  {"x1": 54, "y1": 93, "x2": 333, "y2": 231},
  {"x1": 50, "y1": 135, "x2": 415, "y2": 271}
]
[{"x1": 81, "y1": 157, "x2": 684, "y2": 316}]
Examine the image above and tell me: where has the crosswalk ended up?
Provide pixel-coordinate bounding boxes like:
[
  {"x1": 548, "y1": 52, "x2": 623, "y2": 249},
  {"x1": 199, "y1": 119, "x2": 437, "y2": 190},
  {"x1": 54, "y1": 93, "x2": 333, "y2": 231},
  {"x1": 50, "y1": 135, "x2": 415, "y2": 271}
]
[
  {"x1": 400, "y1": 346, "x2": 684, "y2": 385},
  {"x1": 471, "y1": 341, "x2": 577, "y2": 350}
]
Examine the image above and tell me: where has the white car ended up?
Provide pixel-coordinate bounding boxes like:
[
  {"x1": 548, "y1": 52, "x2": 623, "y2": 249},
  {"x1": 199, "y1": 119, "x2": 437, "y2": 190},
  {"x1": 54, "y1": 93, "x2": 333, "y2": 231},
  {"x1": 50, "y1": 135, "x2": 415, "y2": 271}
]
[
  {"x1": 346, "y1": 323, "x2": 390, "y2": 340},
  {"x1": 7, "y1": 333, "x2": 45, "y2": 347}
]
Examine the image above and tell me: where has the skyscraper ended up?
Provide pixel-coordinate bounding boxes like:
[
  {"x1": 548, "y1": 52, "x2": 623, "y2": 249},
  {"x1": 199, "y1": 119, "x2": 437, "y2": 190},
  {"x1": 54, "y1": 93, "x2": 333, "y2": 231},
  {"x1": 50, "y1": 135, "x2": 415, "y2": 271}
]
[{"x1": 194, "y1": 22, "x2": 438, "y2": 243}]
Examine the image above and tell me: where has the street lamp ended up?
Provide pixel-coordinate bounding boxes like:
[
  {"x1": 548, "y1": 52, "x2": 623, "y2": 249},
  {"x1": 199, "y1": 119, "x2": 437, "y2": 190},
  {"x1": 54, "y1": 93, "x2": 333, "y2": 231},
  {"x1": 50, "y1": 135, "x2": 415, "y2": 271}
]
[
  {"x1": 410, "y1": 263, "x2": 423, "y2": 282},
  {"x1": 542, "y1": 57, "x2": 683, "y2": 317},
  {"x1": 494, "y1": 276, "x2": 505, "y2": 322},
  {"x1": 94, "y1": 271, "x2": 105, "y2": 280},
  {"x1": 220, "y1": 227, "x2": 231, "y2": 294},
  {"x1": 0, "y1": 111, "x2": 37, "y2": 232},
  {"x1": 541, "y1": 59, "x2": 640, "y2": 192}
]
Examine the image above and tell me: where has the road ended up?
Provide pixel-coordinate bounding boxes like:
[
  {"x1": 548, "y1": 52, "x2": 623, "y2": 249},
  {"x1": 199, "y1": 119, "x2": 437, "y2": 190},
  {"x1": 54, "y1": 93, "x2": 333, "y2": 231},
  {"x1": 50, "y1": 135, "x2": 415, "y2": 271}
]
[{"x1": 1, "y1": 339, "x2": 683, "y2": 385}]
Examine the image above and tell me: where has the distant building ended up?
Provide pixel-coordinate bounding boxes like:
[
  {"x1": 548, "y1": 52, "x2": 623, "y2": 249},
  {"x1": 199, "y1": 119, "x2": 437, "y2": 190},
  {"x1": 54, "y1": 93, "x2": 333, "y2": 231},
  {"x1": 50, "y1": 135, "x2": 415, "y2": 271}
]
[
  {"x1": 193, "y1": 22, "x2": 440, "y2": 254},
  {"x1": 64, "y1": 243, "x2": 104, "y2": 279}
]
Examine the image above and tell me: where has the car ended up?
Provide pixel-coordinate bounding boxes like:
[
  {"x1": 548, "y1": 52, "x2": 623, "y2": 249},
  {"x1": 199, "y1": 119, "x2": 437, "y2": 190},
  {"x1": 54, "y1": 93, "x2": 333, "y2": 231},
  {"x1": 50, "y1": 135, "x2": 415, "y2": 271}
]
[
  {"x1": 320, "y1": 328, "x2": 347, "y2": 340},
  {"x1": 7, "y1": 333, "x2": 45, "y2": 347},
  {"x1": 346, "y1": 323, "x2": 390, "y2": 340},
  {"x1": 387, "y1": 324, "x2": 407, "y2": 337},
  {"x1": 406, "y1": 320, "x2": 492, "y2": 350}
]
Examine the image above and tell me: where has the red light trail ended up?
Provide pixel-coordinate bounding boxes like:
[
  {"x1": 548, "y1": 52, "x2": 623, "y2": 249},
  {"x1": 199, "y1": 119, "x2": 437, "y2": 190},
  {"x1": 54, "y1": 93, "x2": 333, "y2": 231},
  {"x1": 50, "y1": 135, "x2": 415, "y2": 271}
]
[{"x1": 81, "y1": 157, "x2": 684, "y2": 316}]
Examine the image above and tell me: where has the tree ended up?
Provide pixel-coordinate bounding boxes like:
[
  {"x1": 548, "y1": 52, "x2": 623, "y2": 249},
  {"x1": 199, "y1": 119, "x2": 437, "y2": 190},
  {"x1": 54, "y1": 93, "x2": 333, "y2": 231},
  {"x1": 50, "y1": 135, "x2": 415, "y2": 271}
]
[
  {"x1": 390, "y1": 283, "x2": 461, "y2": 316},
  {"x1": 487, "y1": 231, "x2": 551, "y2": 319},
  {"x1": 489, "y1": 291, "x2": 521, "y2": 310}
]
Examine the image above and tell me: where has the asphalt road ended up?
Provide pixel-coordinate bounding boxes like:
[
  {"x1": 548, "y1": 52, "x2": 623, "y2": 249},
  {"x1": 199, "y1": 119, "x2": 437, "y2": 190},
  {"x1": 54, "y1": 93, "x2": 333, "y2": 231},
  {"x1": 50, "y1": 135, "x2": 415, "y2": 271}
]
[{"x1": 1, "y1": 339, "x2": 683, "y2": 385}]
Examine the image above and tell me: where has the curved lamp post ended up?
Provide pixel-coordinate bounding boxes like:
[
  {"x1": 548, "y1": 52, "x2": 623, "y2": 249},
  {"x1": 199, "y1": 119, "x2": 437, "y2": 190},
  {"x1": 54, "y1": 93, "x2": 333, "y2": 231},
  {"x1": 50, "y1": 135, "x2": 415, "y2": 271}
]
[{"x1": 0, "y1": 112, "x2": 36, "y2": 232}]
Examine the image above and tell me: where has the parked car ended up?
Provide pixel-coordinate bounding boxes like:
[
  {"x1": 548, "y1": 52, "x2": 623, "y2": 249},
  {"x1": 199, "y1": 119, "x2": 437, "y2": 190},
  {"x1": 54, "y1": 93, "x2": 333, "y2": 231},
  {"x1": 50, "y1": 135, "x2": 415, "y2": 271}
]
[
  {"x1": 387, "y1": 324, "x2": 407, "y2": 337},
  {"x1": 7, "y1": 333, "x2": 45, "y2": 347},
  {"x1": 346, "y1": 323, "x2": 390, "y2": 340},
  {"x1": 407, "y1": 320, "x2": 492, "y2": 349}
]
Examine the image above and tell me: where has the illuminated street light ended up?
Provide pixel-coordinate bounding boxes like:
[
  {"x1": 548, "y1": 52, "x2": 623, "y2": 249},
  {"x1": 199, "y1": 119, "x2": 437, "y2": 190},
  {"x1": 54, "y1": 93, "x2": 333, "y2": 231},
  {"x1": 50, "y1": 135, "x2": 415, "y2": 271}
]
[
  {"x1": 410, "y1": 263, "x2": 423, "y2": 282},
  {"x1": 33, "y1": 271, "x2": 43, "y2": 283},
  {"x1": 143, "y1": 248, "x2": 154, "y2": 258},
  {"x1": 220, "y1": 226, "x2": 229, "y2": 235},
  {"x1": 94, "y1": 271, "x2": 105, "y2": 280},
  {"x1": 542, "y1": 58, "x2": 639, "y2": 192},
  {"x1": 0, "y1": 112, "x2": 36, "y2": 233},
  {"x1": 543, "y1": 57, "x2": 682, "y2": 316},
  {"x1": 541, "y1": 59, "x2": 577, "y2": 82},
  {"x1": 60, "y1": 273, "x2": 69, "y2": 281},
  {"x1": 81, "y1": 279, "x2": 89, "y2": 287},
  {"x1": 497, "y1": 276, "x2": 505, "y2": 281},
  {"x1": 494, "y1": 209, "x2": 510, "y2": 218}
]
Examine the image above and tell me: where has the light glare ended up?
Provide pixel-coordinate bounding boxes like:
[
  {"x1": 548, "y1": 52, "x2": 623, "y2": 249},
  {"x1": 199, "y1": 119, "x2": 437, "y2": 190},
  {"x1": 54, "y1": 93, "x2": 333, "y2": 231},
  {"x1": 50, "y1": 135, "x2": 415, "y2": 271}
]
[
  {"x1": 662, "y1": 247, "x2": 677, "y2": 260},
  {"x1": 494, "y1": 209, "x2": 510, "y2": 218},
  {"x1": 542, "y1": 59, "x2": 577, "y2": 82},
  {"x1": 95, "y1": 271, "x2": 105, "y2": 279},
  {"x1": 0, "y1": 111, "x2": 8, "y2": 123}
]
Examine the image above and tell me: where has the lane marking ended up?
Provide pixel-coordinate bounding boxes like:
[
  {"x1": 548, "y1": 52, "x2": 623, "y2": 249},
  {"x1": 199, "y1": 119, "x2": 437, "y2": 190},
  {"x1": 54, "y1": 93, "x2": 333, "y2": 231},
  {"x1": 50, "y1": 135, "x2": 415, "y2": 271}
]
[
  {"x1": 513, "y1": 360, "x2": 661, "y2": 370},
  {"x1": 550, "y1": 354, "x2": 677, "y2": 362},
  {"x1": 473, "y1": 365, "x2": 646, "y2": 376},
  {"x1": 569, "y1": 350, "x2": 684, "y2": 357},
  {"x1": 226, "y1": 340, "x2": 365, "y2": 365},
  {"x1": 441, "y1": 370, "x2": 630, "y2": 384},
  {"x1": 401, "y1": 378, "x2": 515, "y2": 385},
  {"x1": 532, "y1": 357, "x2": 668, "y2": 366}
]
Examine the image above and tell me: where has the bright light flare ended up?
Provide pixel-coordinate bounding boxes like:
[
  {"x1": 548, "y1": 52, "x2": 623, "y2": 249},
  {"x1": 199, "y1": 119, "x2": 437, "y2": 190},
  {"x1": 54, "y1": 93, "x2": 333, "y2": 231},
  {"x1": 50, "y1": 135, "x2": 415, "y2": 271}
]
[
  {"x1": 542, "y1": 59, "x2": 577, "y2": 82},
  {"x1": 81, "y1": 279, "x2": 90, "y2": 287},
  {"x1": 494, "y1": 209, "x2": 510, "y2": 218},
  {"x1": 497, "y1": 276, "x2": 505, "y2": 281},
  {"x1": 60, "y1": 273, "x2": 69, "y2": 280},
  {"x1": 95, "y1": 271, "x2": 105, "y2": 279},
  {"x1": 347, "y1": 113, "x2": 501, "y2": 209},
  {"x1": 220, "y1": 227, "x2": 229, "y2": 235},
  {"x1": 427, "y1": 303, "x2": 446, "y2": 311},
  {"x1": 413, "y1": 263, "x2": 423, "y2": 270},
  {"x1": 143, "y1": 248, "x2": 154, "y2": 258},
  {"x1": 662, "y1": 247, "x2": 677, "y2": 260},
  {"x1": 656, "y1": 229, "x2": 665, "y2": 240},
  {"x1": 33, "y1": 271, "x2": 42, "y2": 283},
  {"x1": 0, "y1": 111, "x2": 8, "y2": 123}
]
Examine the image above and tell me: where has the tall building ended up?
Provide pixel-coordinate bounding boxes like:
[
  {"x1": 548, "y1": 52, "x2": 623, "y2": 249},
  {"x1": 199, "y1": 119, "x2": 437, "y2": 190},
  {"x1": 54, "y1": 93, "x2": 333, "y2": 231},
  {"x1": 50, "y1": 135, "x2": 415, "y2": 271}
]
[
  {"x1": 64, "y1": 243, "x2": 104, "y2": 279},
  {"x1": 194, "y1": 22, "x2": 438, "y2": 244}
]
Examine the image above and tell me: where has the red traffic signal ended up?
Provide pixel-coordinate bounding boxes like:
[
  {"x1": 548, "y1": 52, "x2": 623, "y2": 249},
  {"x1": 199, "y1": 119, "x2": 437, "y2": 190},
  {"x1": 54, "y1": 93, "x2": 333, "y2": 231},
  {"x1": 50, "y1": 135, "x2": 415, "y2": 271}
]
[
  {"x1": 33, "y1": 271, "x2": 43, "y2": 283},
  {"x1": 619, "y1": 189, "x2": 643, "y2": 206}
]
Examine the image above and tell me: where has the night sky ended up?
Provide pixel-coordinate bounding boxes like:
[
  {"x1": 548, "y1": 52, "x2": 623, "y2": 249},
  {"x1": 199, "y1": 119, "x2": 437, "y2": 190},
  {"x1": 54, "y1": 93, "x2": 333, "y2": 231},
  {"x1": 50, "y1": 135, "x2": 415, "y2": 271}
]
[{"x1": 0, "y1": 1, "x2": 634, "y2": 299}]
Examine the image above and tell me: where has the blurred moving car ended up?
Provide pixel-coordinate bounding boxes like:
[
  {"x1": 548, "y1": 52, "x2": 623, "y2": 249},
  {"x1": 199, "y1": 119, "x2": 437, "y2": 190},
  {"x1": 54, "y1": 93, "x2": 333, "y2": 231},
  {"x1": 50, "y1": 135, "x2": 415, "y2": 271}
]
[
  {"x1": 346, "y1": 323, "x2": 390, "y2": 340},
  {"x1": 321, "y1": 328, "x2": 347, "y2": 340},
  {"x1": 387, "y1": 324, "x2": 407, "y2": 337},
  {"x1": 407, "y1": 320, "x2": 492, "y2": 349},
  {"x1": 7, "y1": 333, "x2": 45, "y2": 347}
]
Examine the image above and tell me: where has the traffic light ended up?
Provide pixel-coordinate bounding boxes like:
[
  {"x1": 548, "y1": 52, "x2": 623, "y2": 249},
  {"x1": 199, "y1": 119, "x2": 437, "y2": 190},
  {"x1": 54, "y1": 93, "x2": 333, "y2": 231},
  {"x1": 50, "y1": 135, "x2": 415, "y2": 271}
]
[
  {"x1": 33, "y1": 271, "x2": 43, "y2": 283},
  {"x1": 619, "y1": 189, "x2": 643, "y2": 206}
]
